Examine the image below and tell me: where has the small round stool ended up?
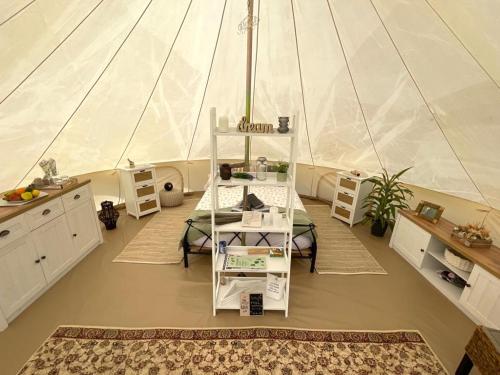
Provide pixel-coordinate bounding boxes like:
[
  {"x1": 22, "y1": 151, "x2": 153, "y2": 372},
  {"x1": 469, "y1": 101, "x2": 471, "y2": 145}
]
[
  {"x1": 157, "y1": 166, "x2": 184, "y2": 207},
  {"x1": 159, "y1": 189, "x2": 184, "y2": 207}
]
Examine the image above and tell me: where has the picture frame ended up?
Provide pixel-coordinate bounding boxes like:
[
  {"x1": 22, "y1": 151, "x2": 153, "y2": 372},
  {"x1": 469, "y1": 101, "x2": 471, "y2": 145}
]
[{"x1": 415, "y1": 200, "x2": 444, "y2": 224}]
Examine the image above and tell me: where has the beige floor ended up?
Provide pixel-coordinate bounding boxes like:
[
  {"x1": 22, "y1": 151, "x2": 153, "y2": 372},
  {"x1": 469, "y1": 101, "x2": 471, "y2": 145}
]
[{"x1": 0, "y1": 199, "x2": 476, "y2": 374}]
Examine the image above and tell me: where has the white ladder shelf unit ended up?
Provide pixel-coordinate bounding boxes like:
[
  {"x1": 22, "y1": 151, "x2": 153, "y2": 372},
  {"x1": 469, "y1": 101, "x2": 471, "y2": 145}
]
[{"x1": 209, "y1": 108, "x2": 298, "y2": 317}]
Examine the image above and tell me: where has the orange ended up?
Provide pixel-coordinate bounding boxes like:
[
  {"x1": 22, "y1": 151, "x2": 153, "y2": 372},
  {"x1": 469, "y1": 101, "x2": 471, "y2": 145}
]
[{"x1": 16, "y1": 187, "x2": 25, "y2": 194}]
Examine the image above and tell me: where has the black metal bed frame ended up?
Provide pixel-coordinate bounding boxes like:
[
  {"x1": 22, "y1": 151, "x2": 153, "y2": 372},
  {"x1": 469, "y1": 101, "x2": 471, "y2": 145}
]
[{"x1": 182, "y1": 220, "x2": 317, "y2": 273}]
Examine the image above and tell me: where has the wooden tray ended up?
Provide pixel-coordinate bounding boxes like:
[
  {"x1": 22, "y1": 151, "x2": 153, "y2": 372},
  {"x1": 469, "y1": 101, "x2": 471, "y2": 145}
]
[{"x1": 451, "y1": 232, "x2": 493, "y2": 248}]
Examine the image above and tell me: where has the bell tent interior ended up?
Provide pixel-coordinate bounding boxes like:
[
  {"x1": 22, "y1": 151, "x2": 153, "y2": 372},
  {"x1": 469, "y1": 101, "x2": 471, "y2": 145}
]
[{"x1": 0, "y1": 0, "x2": 499, "y2": 374}]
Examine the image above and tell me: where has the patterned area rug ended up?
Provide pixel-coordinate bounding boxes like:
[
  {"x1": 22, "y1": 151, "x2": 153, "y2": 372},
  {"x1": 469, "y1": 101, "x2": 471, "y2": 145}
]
[
  {"x1": 113, "y1": 199, "x2": 198, "y2": 264},
  {"x1": 305, "y1": 205, "x2": 387, "y2": 275},
  {"x1": 18, "y1": 326, "x2": 446, "y2": 374}
]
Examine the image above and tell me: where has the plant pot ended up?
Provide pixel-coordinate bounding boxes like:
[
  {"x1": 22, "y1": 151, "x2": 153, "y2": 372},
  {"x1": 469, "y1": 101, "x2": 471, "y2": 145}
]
[
  {"x1": 276, "y1": 172, "x2": 287, "y2": 182},
  {"x1": 371, "y1": 220, "x2": 388, "y2": 237}
]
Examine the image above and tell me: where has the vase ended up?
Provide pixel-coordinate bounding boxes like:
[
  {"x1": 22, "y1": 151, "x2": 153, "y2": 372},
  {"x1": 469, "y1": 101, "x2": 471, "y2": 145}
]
[
  {"x1": 276, "y1": 172, "x2": 287, "y2": 182},
  {"x1": 220, "y1": 163, "x2": 232, "y2": 180},
  {"x1": 371, "y1": 220, "x2": 388, "y2": 237},
  {"x1": 277, "y1": 116, "x2": 289, "y2": 133},
  {"x1": 98, "y1": 201, "x2": 119, "y2": 230}
]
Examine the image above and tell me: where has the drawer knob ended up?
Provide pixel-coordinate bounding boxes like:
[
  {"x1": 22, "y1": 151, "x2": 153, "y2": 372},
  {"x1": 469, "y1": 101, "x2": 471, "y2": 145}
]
[
  {"x1": 420, "y1": 249, "x2": 424, "y2": 253},
  {"x1": 139, "y1": 169, "x2": 145, "y2": 173},
  {"x1": 0, "y1": 229, "x2": 10, "y2": 238},
  {"x1": 42, "y1": 208, "x2": 51, "y2": 216},
  {"x1": 73, "y1": 233, "x2": 77, "y2": 237},
  {"x1": 74, "y1": 194, "x2": 81, "y2": 200},
  {"x1": 465, "y1": 283, "x2": 471, "y2": 288},
  {"x1": 142, "y1": 185, "x2": 148, "y2": 188},
  {"x1": 41, "y1": 256, "x2": 46, "y2": 260},
  {"x1": 35, "y1": 259, "x2": 40, "y2": 264}
]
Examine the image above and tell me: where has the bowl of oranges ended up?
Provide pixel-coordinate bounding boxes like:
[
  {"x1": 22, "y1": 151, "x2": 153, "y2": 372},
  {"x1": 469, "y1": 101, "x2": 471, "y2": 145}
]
[{"x1": 2, "y1": 186, "x2": 47, "y2": 206}]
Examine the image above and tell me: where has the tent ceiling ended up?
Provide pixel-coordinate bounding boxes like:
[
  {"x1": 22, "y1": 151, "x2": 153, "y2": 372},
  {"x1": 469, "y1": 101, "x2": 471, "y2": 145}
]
[{"x1": 1, "y1": 0, "x2": 499, "y2": 209}]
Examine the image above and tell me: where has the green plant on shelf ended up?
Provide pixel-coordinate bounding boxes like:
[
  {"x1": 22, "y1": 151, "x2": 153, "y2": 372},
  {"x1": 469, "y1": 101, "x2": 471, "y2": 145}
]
[{"x1": 276, "y1": 162, "x2": 289, "y2": 182}]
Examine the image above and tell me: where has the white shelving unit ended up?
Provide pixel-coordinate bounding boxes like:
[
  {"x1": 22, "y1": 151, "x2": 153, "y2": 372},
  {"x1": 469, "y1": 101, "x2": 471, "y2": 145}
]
[{"x1": 209, "y1": 108, "x2": 298, "y2": 317}]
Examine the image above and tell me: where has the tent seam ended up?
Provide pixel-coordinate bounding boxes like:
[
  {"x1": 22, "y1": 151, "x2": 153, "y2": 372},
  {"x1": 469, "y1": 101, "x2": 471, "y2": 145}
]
[
  {"x1": 290, "y1": 0, "x2": 315, "y2": 167},
  {"x1": 368, "y1": 0, "x2": 491, "y2": 207},
  {"x1": 325, "y1": 0, "x2": 384, "y2": 171},
  {"x1": 0, "y1": 0, "x2": 37, "y2": 27},
  {"x1": 114, "y1": 0, "x2": 194, "y2": 169},
  {"x1": 0, "y1": 0, "x2": 105, "y2": 106},
  {"x1": 423, "y1": 0, "x2": 500, "y2": 90},
  {"x1": 186, "y1": 0, "x2": 228, "y2": 161},
  {"x1": 15, "y1": 0, "x2": 155, "y2": 188}
]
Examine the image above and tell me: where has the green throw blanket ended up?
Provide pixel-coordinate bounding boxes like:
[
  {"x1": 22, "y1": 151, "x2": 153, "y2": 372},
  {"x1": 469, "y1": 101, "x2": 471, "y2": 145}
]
[{"x1": 182, "y1": 208, "x2": 317, "y2": 245}]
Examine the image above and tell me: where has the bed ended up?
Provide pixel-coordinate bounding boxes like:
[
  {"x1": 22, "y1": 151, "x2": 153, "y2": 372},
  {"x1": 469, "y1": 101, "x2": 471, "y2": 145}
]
[{"x1": 181, "y1": 186, "x2": 317, "y2": 272}]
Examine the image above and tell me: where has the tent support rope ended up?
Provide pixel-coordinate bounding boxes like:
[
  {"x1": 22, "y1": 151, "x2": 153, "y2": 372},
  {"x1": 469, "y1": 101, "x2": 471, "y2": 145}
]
[
  {"x1": 0, "y1": 0, "x2": 105, "y2": 106},
  {"x1": 15, "y1": 0, "x2": 154, "y2": 188},
  {"x1": 325, "y1": 0, "x2": 384, "y2": 171},
  {"x1": 290, "y1": 0, "x2": 315, "y2": 167},
  {"x1": 114, "y1": 0, "x2": 194, "y2": 168},
  {"x1": 423, "y1": 0, "x2": 500, "y2": 90},
  {"x1": 0, "y1": 0, "x2": 37, "y2": 27},
  {"x1": 186, "y1": 0, "x2": 228, "y2": 161},
  {"x1": 368, "y1": 0, "x2": 491, "y2": 207}
]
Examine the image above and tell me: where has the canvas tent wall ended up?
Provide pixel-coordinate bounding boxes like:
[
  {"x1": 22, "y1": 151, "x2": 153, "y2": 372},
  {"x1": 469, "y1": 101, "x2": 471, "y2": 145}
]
[{"x1": 1, "y1": 0, "x2": 499, "y2": 210}]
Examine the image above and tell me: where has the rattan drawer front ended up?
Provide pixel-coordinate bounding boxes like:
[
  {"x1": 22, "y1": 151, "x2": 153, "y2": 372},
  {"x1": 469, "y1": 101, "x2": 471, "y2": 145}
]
[
  {"x1": 136, "y1": 185, "x2": 155, "y2": 198},
  {"x1": 133, "y1": 170, "x2": 153, "y2": 183},
  {"x1": 337, "y1": 191, "x2": 354, "y2": 206},
  {"x1": 138, "y1": 199, "x2": 157, "y2": 213},
  {"x1": 339, "y1": 177, "x2": 357, "y2": 192},
  {"x1": 334, "y1": 205, "x2": 351, "y2": 220}
]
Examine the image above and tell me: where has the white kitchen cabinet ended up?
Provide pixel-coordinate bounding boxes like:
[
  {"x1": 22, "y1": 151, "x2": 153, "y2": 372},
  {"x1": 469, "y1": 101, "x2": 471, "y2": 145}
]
[
  {"x1": 31, "y1": 214, "x2": 76, "y2": 284},
  {"x1": 459, "y1": 265, "x2": 500, "y2": 329},
  {"x1": 66, "y1": 200, "x2": 101, "y2": 257},
  {"x1": 0, "y1": 236, "x2": 47, "y2": 318},
  {"x1": 390, "y1": 214, "x2": 442, "y2": 268}
]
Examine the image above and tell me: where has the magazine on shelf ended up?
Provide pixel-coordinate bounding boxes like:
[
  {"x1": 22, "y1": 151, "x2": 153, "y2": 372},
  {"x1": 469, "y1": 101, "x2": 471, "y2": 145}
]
[
  {"x1": 224, "y1": 254, "x2": 267, "y2": 270},
  {"x1": 241, "y1": 211, "x2": 262, "y2": 227}
]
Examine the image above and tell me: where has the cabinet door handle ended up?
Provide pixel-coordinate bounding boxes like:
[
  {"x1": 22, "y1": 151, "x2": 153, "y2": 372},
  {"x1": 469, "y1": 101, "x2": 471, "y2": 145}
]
[
  {"x1": 465, "y1": 283, "x2": 471, "y2": 288},
  {"x1": 73, "y1": 194, "x2": 81, "y2": 200},
  {"x1": 0, "y1": 229, "x2": 9, "y2": 238},
  {"x1": 41, "y1": 256, "x2": 46, "y2": 260},
  {"x1": 35, "y1": 259, "x2": 40, "y2": 264},
  {"x1": 42, "y1": 208, "x2": 51, "y2": 216},
  {"x1": 420, "y1": 249, "x2": 424, "y2": 253},
  {"x1": 73, "y1": 233, "x2": 77, "y2": 237}
]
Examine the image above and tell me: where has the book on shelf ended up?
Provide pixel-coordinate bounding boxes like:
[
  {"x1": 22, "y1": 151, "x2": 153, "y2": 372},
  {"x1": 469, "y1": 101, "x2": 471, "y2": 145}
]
[{"x1": 223, "y1": 254, "x2": 267, "y2": 270}]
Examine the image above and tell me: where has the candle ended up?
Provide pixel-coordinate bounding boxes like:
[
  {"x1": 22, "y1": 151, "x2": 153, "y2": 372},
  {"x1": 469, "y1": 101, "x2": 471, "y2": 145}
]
[{"x1": 218, "y1": 116, "x2": 229, "y2": 132}]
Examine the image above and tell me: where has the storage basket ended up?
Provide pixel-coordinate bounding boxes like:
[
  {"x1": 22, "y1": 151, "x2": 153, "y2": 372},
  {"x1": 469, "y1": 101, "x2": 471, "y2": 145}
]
[
  {"x1": 444, "y1": 248, "x2": 473, "y2": 272},
  {"x1": 157, "y1": 166, "x2": 184, "y2": 207}
]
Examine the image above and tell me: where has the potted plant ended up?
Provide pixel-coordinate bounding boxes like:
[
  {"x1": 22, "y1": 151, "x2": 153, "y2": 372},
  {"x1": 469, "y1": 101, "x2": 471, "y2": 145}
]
[
  {"x1": 362, "y1": 167, "x2": 413, "y2": 237},
  {"x1": 276, "y1": 162, "x2": 289, "y2": 182}
]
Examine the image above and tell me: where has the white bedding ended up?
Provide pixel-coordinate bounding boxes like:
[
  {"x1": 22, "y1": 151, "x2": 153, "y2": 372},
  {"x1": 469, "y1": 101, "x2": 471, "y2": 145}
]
[{"x1": 192, "y1": 186, "x2": 312, "y2": 249}]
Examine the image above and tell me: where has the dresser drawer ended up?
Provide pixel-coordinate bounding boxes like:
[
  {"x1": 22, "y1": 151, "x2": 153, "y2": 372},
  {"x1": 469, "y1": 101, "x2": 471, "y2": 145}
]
[
  {"x1": 25, "y1": 198, "x2": 64, "y2": 230},
  {"x1": 133, "y1": 168, "x2": 154, "y2": 185},
  {"x1": 135, "y1": 184, "x2": 156, "y2": 199},
  {"x1": 62, "y1": 185, "x2": 90, "y2": 211},
  {"x1": 0, "y1": 215, "x2": 29, "y2": 249},
  {"x1": 336, "y1": 190, "x2": 355, "y2": 207},
  {"x1": 338, "y1": 176, "x2": 358, "y2": 192},
  {"x1": 332, "y1": 204, "x2": 352, "y2": 222},
  {"x1": 137, "y1": 198, "x2": 159, "y2": 215}
]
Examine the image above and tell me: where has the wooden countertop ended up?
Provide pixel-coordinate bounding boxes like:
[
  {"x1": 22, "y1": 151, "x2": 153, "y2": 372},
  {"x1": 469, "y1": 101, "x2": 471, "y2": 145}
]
[
  {"x1": 0, "y1": 179, "x2": 91, "y2": 224},
  {"x1": 399, "y1": 210, "x2": 500, "y2": 279}
]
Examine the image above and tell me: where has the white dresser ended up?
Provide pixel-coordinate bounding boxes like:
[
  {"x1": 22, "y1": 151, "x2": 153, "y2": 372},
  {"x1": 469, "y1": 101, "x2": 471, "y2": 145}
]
[
  {"x1": 331, "y1": 171, "x2": 373, "y2": 227},
  {"x1": 390, "y1": 211, "x2": 500, "y2": 328},
  {"x1": 119, "y1": 164, "x2": 161, "y2": 219},
  {"x1": 0, "y1": 181, "x2": 103, "y2": 331}
]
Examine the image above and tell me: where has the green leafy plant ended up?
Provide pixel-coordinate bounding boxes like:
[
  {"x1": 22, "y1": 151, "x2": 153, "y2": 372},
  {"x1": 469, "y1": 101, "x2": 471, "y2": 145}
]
[
  {"x1": 276, "y1": 162, "x2": 289, "y2": 173},
  {"x1": 362, "y1": 167, "x2": 414, "y2": 230}
]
